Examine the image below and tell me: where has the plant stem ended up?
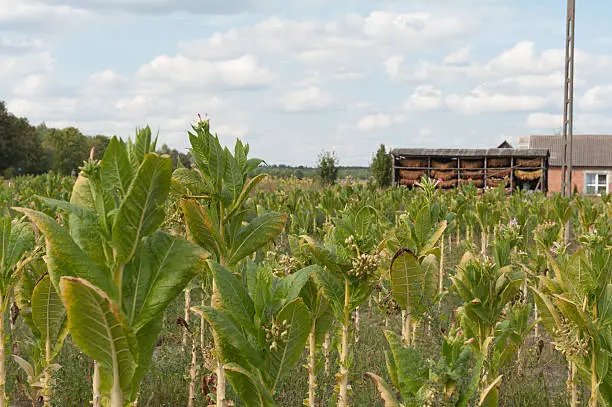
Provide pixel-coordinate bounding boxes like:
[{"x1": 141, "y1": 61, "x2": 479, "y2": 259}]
[
  {"x1": 42, "y1": 335, "x2": 52, "y2": 406},
  {"x1": 354, "y1": 307, "x2": 360, "y2": 344},
  {"x1": 0, "y1": 296, "x2": 7, "y2": 407},
  {"x1": 323, "y1": 332, "x2": 330, "y2": 374},
  {"x1": 93, "y1": 361, "x2": 101, "y2": 407},
  {"x1": 183, "y1": 288, "x2": 191, "y2": 350},
  {"x1": 402, "y1": 311, "x2": 411, "y2": 346},
  {"x1": 439, "y1": 237, "x2": 445, "y2": 296},
  {"x1": 570, "y1": 361, "x2": 578, "y2": 407},
  {"x1": 187, "y1": 331, "x2": 197, "y2": 407},
  {"x1": 307, "y1": 326, "x2": 317, "y2": 407},
  {"x1": 201, "y1": 280, "x2": 207, "y2": 363},
  {"x1": 338, "y1": 278, "x2": 350, "y2": 407}
]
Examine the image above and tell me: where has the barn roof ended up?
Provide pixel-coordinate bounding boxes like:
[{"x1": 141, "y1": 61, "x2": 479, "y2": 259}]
[
  {"x1": 390, "y1": 148, "x2": 549, "y2": 158},
  {"x1": 528, "y1": 134, "x2": 612, "y2": 167}
]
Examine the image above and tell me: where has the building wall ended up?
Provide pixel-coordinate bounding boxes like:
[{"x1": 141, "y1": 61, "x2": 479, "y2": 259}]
[{"x1": 548, "y1": 167, "x2": 612, "y2": 194}]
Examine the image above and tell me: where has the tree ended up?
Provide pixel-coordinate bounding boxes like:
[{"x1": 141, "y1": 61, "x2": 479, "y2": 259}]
[
  {"x1": 42, "y1": 127, "x2": 90, "y2": 175},
  {"x1": 371, "y1": 144, "x2": 392, "y2": 188},
  {"x1": 157, "y1": 143, "x2": 191, "y2": 170},
  {"x1": 0, "y1": 102, "x2": 46, "y2": 175},
  {"x1": 317, "y1": 151, "x2": 339, "y2": 186}
]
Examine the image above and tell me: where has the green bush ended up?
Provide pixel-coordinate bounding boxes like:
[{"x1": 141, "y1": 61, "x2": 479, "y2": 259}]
[
  {"x1": 370, "y1": 144, "x2": 392, "y2": 188},
  {"x1": 317, "y1": 150, "x2": 339, "y2": 185}
]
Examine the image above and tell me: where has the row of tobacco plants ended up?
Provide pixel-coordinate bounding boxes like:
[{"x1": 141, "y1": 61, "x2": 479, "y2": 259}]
[{"x1": 0, "y1": 118, "x2": 610, "y2": 406}]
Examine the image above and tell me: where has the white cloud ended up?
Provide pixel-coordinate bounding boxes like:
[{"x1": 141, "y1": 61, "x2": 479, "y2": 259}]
[
  {"x1": 356, "y1": 113, "x2": 406, "y2": 131},
  {"x1": 446, "y1": 89, "x2": 549, "y2": 114},
  {"x1": 580, "y1": 85, "x2": 612, "y2": 111},
  {"x1": 525, "y1": 112, "x2": 561, "y2": 129},
  {"x1": 404, "y1": 85, "x2": 443, "y2": 111},
  {"x1": 282, "y1": 86, "x2": 333, "y2": 113},
  {"x1": 136, "y1": 54, "x2": 274, "y2": 90},
  {"x1": 443, "y1": 46, "x2": 470, "y2": 66}
]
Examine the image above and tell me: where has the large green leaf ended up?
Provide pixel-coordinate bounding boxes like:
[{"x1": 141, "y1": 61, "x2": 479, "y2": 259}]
[
  {"x1": 364, "y1": 373, "x2": 400, "y2": 407},
  {"x1": 37, "y1": 197, "x2": 107, "y2": 267},
  {"x1": 226, "y1": 174, "x2": 268, "y2": 219},
  {"x1": 60, "y1": 276, "x2": 137, "y2": 396},
  {"x1": 13, "y1": 208, "x2": 114, "y2": 297},
  {"x1": 384, "y1": 330, "x2": 427, "y2": 400},
  {"x1": 355, "y1": 206, "x2": 377, "y2": 240},
  {"x1": 181, "y1": 199, "x2": 222, "y2": 258},
  {"x1": 265, "y1": 298, "x2": 310, "y2": 391},
  {"x1": 191, "y1": 305, "x2": 262, "y2": 367},
  {"x1": 414, "y1": 206, "x2": 432, "y2": 248},
  {"x1": 0, "y1": 217, "x2": 34, "y2": 271},
  {"x1": 390, "y1": 248, "x2": 420, "y2": 313},
  {"x1": 599, "y1": 284, "x2": 612, "y2": 327},
  {"x1": 207, "y1": 135, "x2": 225, "y2": 191},
  {"x1": 209, "y1": 261, "x2": 256, "y2": 336},
  {"x1": 127, "y1": 231, "x2": 205, "y2": 331},
  {"x1": 224, "y1": 151, "x2": 244, "y2": 205},
  {"x1": 172, "y1": 168, "x2": 209, "y2": 195},
  {"x1": 312, "y1": 267, "x2": 344, "y2": 319},
  {"x1": 227, "y1": 212, "x2": 286, "y2": 266},
  {"x1": 101, "y1": 136, "x2": 133, "y2": 199},
  {"x1": 422, "y1": 220, "x2": 447, "y2": 254},
  {"x1": 224, "y1": 363, "x2": 276, "y2": 407},
  {"x1": 31, "y1": 275, "x2": 66, "y2": 344},
  {"x1": 130, "y1": 317, "x2": 163, "y2": 401},
  {"x1": 112, "y1": 153, "x2": 172, "y2": 263}
]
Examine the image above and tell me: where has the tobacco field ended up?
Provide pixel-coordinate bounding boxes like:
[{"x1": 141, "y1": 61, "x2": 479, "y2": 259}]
[{"x1": 0, "y1": 119, "x2": 610, "y2": 407}]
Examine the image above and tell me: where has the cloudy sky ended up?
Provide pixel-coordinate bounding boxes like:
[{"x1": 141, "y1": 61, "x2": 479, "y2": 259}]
[{"x1": 2, "y1": 0, "x2": 611, "y2": 166}]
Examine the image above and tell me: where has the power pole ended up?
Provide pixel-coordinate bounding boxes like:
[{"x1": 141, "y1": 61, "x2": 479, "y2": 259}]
[{"x1": 561, "y1": 0, "x2": 576, "y2": 197}]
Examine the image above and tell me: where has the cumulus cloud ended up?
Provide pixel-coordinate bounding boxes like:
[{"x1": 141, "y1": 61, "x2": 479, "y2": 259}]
[
  {"x1": 446, "y1": 90, "x2": 550, "y2": 114},
  {"x1": 580, "y1": 85, "x2": 612, "y2": 111},
  {"x1": 356, "y1": 113, "x2": 406, "y2": 131},
  {"x1": 404, "y1": 85, "x2": 443, "y2": 111},
  {"x1": 282, "y1": 86, "x2": 333, "y2": 113}
]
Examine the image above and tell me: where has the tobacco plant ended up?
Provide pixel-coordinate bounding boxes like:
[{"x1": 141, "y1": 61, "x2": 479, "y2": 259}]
[
  {"x1": 0, "y1": 214, "x2": 36, "y2": 407},
  {"x1": 305, "y1": 205, "x2": 383, "y2": 407},
  {"x1": 13, "y1": 257, "x2": 68, "y2": 407},
  {"x1": 192, "y1": 261, "x2": 318, "y2": 406},
  {"x1": 177, "y1": 118, "x2": 286, "y2": 405},
  {"x1": 15, "y1": 128, "x2": 207, "y2": 406}
]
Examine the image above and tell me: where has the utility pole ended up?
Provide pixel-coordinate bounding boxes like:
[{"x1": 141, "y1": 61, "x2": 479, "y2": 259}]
[{"x1": 561, "y1": 0, "x2": 576, "y2": 197}]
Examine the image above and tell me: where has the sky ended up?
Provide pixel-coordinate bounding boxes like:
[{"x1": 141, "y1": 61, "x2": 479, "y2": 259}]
[{"x1": 2, "y1": 0, "x2": 611, "y2": 166}]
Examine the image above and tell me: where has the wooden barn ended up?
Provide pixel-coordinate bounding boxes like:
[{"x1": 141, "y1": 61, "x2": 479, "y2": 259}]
[{"x1": 390, "y1": 148, "x2": 550, "y2": 193}]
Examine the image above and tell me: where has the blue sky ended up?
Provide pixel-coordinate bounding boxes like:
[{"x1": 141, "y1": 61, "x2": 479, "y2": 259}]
[{"x1": 2, "y1": 0, "x2": 611, "y2": 166}]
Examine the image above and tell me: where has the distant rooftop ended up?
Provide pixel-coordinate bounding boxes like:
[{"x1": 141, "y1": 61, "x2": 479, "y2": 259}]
[
  {"x1": 390, "y1": 148, "x2": 549, "y2": 158},
  {"x1": 528, "y1": 134, "x2": 612, "y2": 167}
]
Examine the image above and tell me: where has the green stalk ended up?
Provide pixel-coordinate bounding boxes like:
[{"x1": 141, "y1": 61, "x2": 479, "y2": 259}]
[
  {"x1": 570, "y1": 362, "x2": 578, "y2": 407},
  {"x1": 307, "y1": 326, "x2": 317, "y2": 407},
  {"x1": 187, "y1": 330, "x2": 197, "y2": 407},
  {"x1": 215, "y1": 202, "x2": 227, "y2": 407},
  {"x1": 183, "y1": 288, "x2": 191, "y2": 350},
  {"x1": 0, "y1": 294, "x2": 7, "y2": 407},
  {"x1": 42, "y1": 335, "x2": 52, "y2": 406},
  {"x1": 93, "y1": 361, "x2": 101, "y2": 407},
  {"x1": 338, "y1": 278, "x2": 350, "y2": 407},
  {"x1": 111, "y1": 352, "x2": 124, "y2": 407}
]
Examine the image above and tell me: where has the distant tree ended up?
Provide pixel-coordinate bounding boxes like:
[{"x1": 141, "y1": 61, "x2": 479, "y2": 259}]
[
  {"x1": 42, "y1": 127, "x2": 90, "y2": 175},
  {"x1": 157, "y1": 143, "x2": 191, "y2": 170},
  {"x1": 371, "y1": 144, "x2": 392, "y2": 188},
  {"x1": 295, "y1": 169, "x2": 304, "y2": 180},
  {"x1": 89, "y1": 134, "x2": 111, "y2": 160},
  {"x1": 317, "y1": 150, "x2": 339, "y2": 185},
  {"x1": 0, "y1": 102, "x2": 46, "y2": 175}
]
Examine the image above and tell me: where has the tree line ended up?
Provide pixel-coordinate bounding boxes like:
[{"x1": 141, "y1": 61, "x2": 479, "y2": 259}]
[{"x1": 0, "y1": 101, "x2": 190, "y2": 177}]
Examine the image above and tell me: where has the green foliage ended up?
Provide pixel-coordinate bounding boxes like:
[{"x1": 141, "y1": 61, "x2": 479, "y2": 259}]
[
  {"x1": 371, "y1": 144, "x2": 392, "y2": 188},
  {"x1": 317, "y1": 151, "x2": 339, "y2": 186},
  {"x1": 193, "y1": 262, "x2": 315, "y2": 404},
  {"x1": 15, "y1": 129, "x2": 205, "y2": 405}
]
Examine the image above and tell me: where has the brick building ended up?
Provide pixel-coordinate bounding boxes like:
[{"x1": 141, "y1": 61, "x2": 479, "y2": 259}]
[{"x1": 519, "y1": 135, "x2": 612, "y2": 195}]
